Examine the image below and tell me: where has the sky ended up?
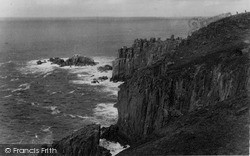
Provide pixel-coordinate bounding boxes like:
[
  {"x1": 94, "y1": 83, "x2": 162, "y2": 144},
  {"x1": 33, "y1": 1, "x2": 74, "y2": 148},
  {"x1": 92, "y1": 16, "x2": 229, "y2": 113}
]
[{"x1": 0, "y1": 0, "x2": 249, "y2": 17}]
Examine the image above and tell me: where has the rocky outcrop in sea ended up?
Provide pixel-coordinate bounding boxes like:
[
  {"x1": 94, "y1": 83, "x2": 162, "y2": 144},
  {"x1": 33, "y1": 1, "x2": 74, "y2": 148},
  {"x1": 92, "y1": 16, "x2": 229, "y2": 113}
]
[{"x1": 37, "y1": 55, "x2": 97, "y2": 67}]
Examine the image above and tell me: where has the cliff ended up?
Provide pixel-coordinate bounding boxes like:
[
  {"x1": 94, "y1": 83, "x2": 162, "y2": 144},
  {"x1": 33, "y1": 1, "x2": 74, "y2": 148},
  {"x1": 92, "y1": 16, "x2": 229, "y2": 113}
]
[
  {"x1": 112, "y1": 12, "x2": 250, "y2": 155},
  {"x1": 111, "y1": 36, "x2": 182, "y2": 82}
]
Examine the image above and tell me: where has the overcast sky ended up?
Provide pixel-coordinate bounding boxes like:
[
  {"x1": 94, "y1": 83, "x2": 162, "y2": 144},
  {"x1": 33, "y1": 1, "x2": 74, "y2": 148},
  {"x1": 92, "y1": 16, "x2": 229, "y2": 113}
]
[{"x1": 1, "y1": 0, "x2": 249, "y2": 17}]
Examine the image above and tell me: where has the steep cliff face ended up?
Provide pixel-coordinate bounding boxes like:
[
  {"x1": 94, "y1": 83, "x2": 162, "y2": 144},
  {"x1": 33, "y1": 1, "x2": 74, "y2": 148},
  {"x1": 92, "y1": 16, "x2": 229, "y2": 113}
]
[
  {"x1": 114, "y1": 13, "x2": 250, "y2": 144},
  {"x1": 118, "y1": 93, "x2": 249, "y2": 155},
  {"x1": 111, "y1": 36, "x2": 182, "y2": 82}
]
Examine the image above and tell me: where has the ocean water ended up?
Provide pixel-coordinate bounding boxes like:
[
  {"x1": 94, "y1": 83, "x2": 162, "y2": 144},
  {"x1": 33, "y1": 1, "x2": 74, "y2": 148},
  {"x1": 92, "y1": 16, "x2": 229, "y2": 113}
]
[{"x1": 0, "y1": 17, "x2": 189, "y2": 154}]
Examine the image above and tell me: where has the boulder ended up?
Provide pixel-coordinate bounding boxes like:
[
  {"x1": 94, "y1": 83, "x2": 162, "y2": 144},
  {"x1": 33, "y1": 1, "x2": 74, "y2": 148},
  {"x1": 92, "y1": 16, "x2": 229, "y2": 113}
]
[
  {"x1": 97, "y1": 65, "x2": 113, "y2": 72},
  {"x1": 98, "y1": 76, "x2": 108, "y2": 81},
  {"x1": 91, "y1": 78, "x2": 99, "y2": 84},
  {"x1": 37, "y1": 60, "x2": 46, "y2": 65},
  {"x1": 37, "y1": 60, "x2": 43, "y2": 65}
]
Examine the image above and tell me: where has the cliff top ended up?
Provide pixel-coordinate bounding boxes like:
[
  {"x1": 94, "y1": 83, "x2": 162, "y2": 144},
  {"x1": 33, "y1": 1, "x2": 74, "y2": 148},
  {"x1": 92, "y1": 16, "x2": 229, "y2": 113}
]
[
  {"x1": 126, "y1": 12, "x2": 250, "y2": 83},
  {"x1": 163, "y1": 12, "x2": 250, "y2": 65}
]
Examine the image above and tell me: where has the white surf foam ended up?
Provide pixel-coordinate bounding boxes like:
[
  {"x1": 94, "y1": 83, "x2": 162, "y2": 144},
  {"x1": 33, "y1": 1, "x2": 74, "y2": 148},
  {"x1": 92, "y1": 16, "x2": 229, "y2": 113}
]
[
  {"x1": 3, "y1": 94, "x2": 12, "y2": 98},
  {"x1": 19, "y1": 59, "x2": 60, "y2": 75},
  {"x1": 65, "y1": 56, "x2": 123, "y2": 96},
  {"x1": 0, "y1": 76, "x2": 7, "y2": 79},
  {"x1": 21, "y1": 56, "x2": 122, "y2": 96},
  {"x1": 10, "y1": 78, "x2": 19, "y2": 81},
  {"x1": 0, "y1": 61, "x2": 13, "y2": 67},
  {"x1": 64, "y1": 103, "x2": 117, "y2": 127},
  {"x1": 44, "y1": 106, "x2": 61, "y2": 115},
  {"x1": 12, "y1": 83, "x2": 30, "y2": 92},
  {"x1": 100, "y1": 139, "x2": 129, "y2": 156},
  {"x1": 93, "y1": 103, "x2": 118, "y2": 127},
  {"x1": 69, "y1": 90, "x2": 75, "y2": 94}
]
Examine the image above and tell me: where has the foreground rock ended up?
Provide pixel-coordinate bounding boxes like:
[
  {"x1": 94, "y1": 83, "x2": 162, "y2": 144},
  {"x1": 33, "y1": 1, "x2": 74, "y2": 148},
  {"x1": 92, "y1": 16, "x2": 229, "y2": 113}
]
[
  {"x1": 49, "y1": 55, "x2": 97, "y2": 67},
  {"x1": 118, "y1": 94, "x2": 249, "y2": 155},
  {"x1": 98, "y1": 65, "x2": 113, "y2": 72},
  {"x1": 101, "y1": 125, "x2": 130, "y2": 147},
  {"x1": 39, "y1": 124, "x2": 111, "y2": 156}
]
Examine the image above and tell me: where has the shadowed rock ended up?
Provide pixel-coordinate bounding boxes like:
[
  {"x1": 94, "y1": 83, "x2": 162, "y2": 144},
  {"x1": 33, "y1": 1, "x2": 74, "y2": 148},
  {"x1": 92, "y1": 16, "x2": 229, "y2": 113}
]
[
  {"x1": 49, "y1": 55, "x2": 97, "y2": 67},
  {"x1": 98, "y1": 65, "x2": 113, "y2": 72},
  {"x1": 39, "y1": 124, "x2": 111, "y2": 156}
]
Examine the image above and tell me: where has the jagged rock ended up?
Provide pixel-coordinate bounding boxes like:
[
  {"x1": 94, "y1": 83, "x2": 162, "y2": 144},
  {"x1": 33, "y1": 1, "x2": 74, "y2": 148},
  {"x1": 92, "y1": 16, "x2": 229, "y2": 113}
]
[
  {"x1": 98, "y1": 65, "x2": 113, "y2": 72},
  {"x1": 49, "y1": 55, "x2": 97, "y2": 67},
  {"x1": 64, "y1": 55, "x2": 97, "y2": 66},
  {"x1": 40, "y1": 124, "x2": 110, "y2": 156},
  {"x1": 111, "y1": 35, "x2": 183, "y2": 82},
  {"x1": 49, "y1": 57, "x2": 65, "y2": 66},
  {"x1": 91, "y1": 78, "x2": 99, "y2": 83},
  {"x1": 98, "y1": 76, "x2": 108, "y2": 81},
  {"x1": 101, "y1": 125, "x2": 130, "y2": 146},
  {"x1": 37, "y1": 60, "x2": 43, "y2": 65},
  {"x1": 37, "y1": 60, "x2": 46, "y2": 65}
]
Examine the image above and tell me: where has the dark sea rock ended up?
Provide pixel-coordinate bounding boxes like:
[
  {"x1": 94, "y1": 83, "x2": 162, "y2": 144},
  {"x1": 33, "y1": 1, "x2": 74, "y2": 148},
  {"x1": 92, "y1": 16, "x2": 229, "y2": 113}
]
[
  {"x1": 39, "y1": 124, "x2": 111, "y2": 156},
  {"x1": 98, "y1": 76, "x2": 108, "y2": 81},
  {"x1": 37, "y1": 60, "x2": 46, "y2": 65},
  {"x1": 49, "y1": 57, "x2": 65, "y2": 66},
  {"x1": 49, "y1": 55, "x2": 97, "y2": 67},
  {"x1": 98, "y1": 65, "x2": 113, "y2": 72},
  {"x1": 91, "y1": 78, "x2": 99, "y2": 83}
]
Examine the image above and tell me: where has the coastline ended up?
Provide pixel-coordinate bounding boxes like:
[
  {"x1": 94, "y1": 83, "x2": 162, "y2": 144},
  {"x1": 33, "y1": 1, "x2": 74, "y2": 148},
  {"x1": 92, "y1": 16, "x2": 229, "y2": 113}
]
[{"x1": 47, "y1": 12, "x2": 250, "y2": 156}]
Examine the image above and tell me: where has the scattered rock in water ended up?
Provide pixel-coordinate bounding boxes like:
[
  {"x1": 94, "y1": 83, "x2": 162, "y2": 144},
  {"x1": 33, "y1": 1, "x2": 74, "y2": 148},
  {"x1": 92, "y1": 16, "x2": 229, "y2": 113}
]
[
  {"x1": 98, "y1": 65, "x2": 113, "y2": 72},
  {"x1": 49, "y1": 57, "x2": 65, "y2": 66},
  {"x1": 49, "y1": 55, "x2": 97, "y2": 67},
  {"x1": 91, "y1": 78, "x2": 99, "y2": 84},
  {"x1": 98, "y1": 76, "x2": 108, "y2": 81},
  {"x1": 37, "y1": 60, "x2": 46, "y2": 65}
]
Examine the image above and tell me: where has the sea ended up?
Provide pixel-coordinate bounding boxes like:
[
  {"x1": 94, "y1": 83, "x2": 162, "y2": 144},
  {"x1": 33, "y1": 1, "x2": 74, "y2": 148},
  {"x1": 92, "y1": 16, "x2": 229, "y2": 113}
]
[{"x1": 0, "y1": 17, "x2": 189, "y2": 155}]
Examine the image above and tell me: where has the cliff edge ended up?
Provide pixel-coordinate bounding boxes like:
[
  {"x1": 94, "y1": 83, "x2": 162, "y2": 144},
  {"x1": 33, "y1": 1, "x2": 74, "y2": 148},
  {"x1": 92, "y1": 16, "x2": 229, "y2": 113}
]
[{"x1": 110, "y1": 13, "x2": 250, "y2": 155}]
